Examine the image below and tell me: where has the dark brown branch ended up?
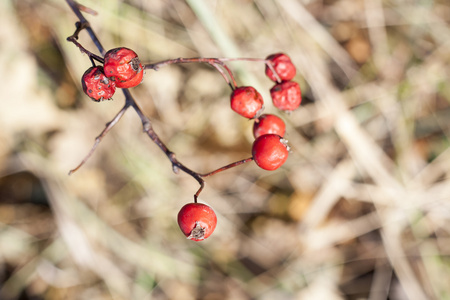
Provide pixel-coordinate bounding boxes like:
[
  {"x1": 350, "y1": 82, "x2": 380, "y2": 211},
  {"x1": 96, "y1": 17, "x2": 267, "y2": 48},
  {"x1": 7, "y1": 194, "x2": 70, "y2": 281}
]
[{"x1": 65, "y1": 0, "x2": 106, "y2": 55}]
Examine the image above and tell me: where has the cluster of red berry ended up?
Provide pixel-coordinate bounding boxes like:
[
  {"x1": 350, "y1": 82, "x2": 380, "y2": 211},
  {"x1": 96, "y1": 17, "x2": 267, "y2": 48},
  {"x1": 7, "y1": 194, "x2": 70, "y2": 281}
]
[
  {"x1": 178, "y1": 53, "x2": 301, "y2": 241},
  {"x1": 81, "y1": 47, "x2": 144, "y2": 101},
  {"x1": 78, "y1": 44, "x2": 300, "y2": 242}
]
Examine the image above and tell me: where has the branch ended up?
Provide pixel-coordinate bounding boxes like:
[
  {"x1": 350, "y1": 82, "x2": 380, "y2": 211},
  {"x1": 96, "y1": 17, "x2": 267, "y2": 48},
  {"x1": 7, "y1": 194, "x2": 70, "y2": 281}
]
[
  {"x1": 65, "y1": 0, "x2": 106, "y2": 55},
  {"x1": 66, "y1": 0, "x2": 253, "y2": 201}
]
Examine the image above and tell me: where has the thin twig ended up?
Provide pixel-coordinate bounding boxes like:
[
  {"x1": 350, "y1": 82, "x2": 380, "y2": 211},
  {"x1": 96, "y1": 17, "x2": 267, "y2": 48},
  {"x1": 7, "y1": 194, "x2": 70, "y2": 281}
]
[
  {"x1": 200, "y1": 157, "x2": 253, "y2": 178},
  {"x1": 67, "y1": 35, "x2": 104, "y2": 64},
  {"x1": 68, "y1": 102, "x2": 130, "y2": 175},
  {"x1": 145, "y1": 57, "x2": 237, "y2": 90}
]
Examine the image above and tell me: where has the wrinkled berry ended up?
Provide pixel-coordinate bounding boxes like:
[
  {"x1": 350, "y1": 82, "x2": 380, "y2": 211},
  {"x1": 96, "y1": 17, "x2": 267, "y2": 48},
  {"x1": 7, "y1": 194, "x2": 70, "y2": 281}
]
[
  {"x1": 81, "y1": 66, "x2": 116, "y2": 102},
  {"x1": 265, "y1": 53, "x2": 296, "y2": 82},
  {"x1": 104, "y1": 47, "x2": 144, "y2": 88},
  {"x1": 270, "y1": 81, "x2": 302, "y2": 111}
]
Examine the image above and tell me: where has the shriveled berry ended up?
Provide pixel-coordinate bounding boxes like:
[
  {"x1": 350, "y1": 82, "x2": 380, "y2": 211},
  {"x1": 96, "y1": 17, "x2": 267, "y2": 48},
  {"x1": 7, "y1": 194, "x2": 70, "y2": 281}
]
[
  {"x1": 265, "y1": 53, "x2": 296, "y2": 82},
  {"x1": 230, "y1": 86, "x2": 264, "y2": 119},
  {"x1": 177, "y1": 203, "x2": 217, "y2": 241},
  {"x1": 253, "y1": 114, "x2": 286, "y2": 139},
  {"x1": 252, "y1": 134, "x2": 289, "y2": 171},
  {"x1": 104, "y1": 47, "x2": 144, "y2": 88},
  {"x1": 270, "y1": 81, "x2": 302, "y2": 112},
  {"x1": 81, "y1": 66, "x2": 116, "y2": 102}
]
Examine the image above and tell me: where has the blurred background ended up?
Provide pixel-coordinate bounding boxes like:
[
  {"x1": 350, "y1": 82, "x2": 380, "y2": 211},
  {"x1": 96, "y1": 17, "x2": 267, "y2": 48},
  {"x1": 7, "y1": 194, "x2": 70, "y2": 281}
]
[{"x1": 1, "y1": 0, "x2": 449, "y2": 299}]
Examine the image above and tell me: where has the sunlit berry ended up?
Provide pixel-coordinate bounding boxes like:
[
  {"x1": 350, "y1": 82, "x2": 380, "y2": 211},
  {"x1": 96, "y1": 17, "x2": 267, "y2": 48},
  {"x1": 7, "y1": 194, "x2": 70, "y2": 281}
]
[
  {"x1": 270, "y1": 81, "x2": 302, "y2": 112},
  {"x1": 104, "y1": 47, "x2": 144, "y2": 88},
  {"x1": 252, "y1": 134, "x2": 289, "y2": 171},
  {"x1": 177, "y1": 203, "x2": 217, "y2": 241},
  {"x1": 230, "y1": 86, "x2": 264, "y2": 119},
  {"x1": 253, "y1": 114, "x2": 286, "y2": 139}
]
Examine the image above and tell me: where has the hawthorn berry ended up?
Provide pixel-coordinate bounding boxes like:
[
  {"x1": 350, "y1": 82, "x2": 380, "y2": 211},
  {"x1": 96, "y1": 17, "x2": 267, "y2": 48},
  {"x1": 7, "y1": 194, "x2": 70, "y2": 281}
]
[
  {"x1": 230, "y1": 86, "x2": 264, "y2": 119},
  {"x1": 252, "y1": 134, "x2": 289, "y2": 171},
  {"x1": 81, "y1": 66, "x2": 116, "y2": 102},
  {"x1": 270, "y1": 81, "x2": 302, "y2": 112},
  {"x1": 265, "y1": 53, "x2": 296, "y2": 82},
  {"x1": 177, "y1": 203, "x2": 217, "y2": 241},
  {"x1": 103, "y1": 47, "x2": 144, "y2": 88},
  {"x1": 253, "y1": 114, "x2": 286, "y2": 139}
]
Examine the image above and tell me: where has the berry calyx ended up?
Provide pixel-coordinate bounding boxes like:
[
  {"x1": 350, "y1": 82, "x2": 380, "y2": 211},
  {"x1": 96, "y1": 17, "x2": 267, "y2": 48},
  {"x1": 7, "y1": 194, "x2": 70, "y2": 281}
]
[
  {"x1": 270, "y1": 81, "x2": 302, "y2": 112},
  {"x1": 265, "y1": 53, "x2": 296, "y2": 82},
  {"x1": 177, "y1": 203, "x2": 217, "y2": 241},
  {"x1": 81, "y1": 66, "x2": 116, "y2": 102},
  {"x1": 104, "y1": 47, "x2": 144, "y2": 88},
  {"x1": 253, "y1": 114, "x2": 286, "y2": 139},
  {"x1": 252, "y1": 134, "x2": 289, "y2": 171},
  {"x1": 230, "y1": 86, "x2": 264, "y2": 119}
]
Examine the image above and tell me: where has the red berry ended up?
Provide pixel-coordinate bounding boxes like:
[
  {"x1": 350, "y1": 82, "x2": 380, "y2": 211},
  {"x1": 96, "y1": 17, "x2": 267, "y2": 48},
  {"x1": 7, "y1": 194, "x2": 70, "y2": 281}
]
[
  {"x1": 230, "y1": 86, "x2": 264, "y2": 119},
  {"x1": 177, "y1": 203, "x2": 217, "y2": 241},
  {"x1": 104, "y1": 47, "x2": 144, "y2": 88},
  {"x1": 265, "y1": 53, "x2": 296, "y2": 82},
  {"x1": 270, "y1": 81, "x2": 302, "y2": 112},
  {"x1": 252, "y1": 134, "x2": 289, "y2": 171},
  {"x1": 81, "y1": 66, "x2": 116, "y2": 102},
  {"x1": 253, "y1": 114, "x2": 286, "y2": 139}
]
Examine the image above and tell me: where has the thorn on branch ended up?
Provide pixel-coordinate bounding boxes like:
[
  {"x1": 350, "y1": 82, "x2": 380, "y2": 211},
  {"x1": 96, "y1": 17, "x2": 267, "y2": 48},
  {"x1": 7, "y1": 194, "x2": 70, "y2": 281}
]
[{"x1": 76, "y1": 3, "x2": 98, "y2": 16}]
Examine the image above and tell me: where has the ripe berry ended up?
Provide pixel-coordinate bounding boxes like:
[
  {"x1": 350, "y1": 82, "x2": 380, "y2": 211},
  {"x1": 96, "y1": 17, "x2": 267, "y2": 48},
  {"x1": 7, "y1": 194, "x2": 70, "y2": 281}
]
[
  {"x1": 177, "y1": 203, "x2": 217, "y2": 241},
  {"x1": 253, "y1": 114, "x2": 286, "y2": 139},
  {"x1": 81, "y1": 66, "x2": 116, "y2": 102},
  {"x1": 252, "y1": 134, "x2": 289, "y2": 171},
  {"x1": 103, "y1": 47, "x2": 144, "y2": 88},
  {"x1": 265, "y1": 53, "x2": 296, "y2": 82},
  {"x1": 270, "y1": 81, "x2": 302, "y2": 112},
  {"x1": 230, "y1": 86, "x2": 264, "y2": 119}
]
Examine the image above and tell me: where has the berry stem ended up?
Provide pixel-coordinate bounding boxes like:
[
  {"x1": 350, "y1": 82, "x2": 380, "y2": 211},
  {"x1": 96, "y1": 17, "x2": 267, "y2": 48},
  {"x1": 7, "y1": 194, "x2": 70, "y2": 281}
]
[
  {"x1": 265, "y1": 62, "x2": 282, "y2": 83},
  {"x1": 192, "y1": 157, "x2": 253, "y2": 202},
  {"x1": 200, "y1": 157, "x2": 253, "y2": 178},
  {"x1": 144, "y1": 57, "x2": 237, "y2": 90},
  {"x1": 217, "y1": 57, "x2": 282, "y2": 83},
  {"x1": 67, "y1": 35, "x2": 104, "y2": 64}
]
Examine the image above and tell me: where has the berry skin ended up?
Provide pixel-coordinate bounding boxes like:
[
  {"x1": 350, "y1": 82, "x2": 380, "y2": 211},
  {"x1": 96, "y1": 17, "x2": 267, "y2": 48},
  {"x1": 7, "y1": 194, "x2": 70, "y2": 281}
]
[
  {"x1": 230, "y1": 86, "x2": 264, "y2": 119},
  {"x1": 81, "y1": 66, "x2": 116, "y2": 102},
  {"x1": 253, "y1": 114, "x2": 286, "y2": 139},
  {"x1": 103, "y1": 47, "x2": 144, "y2": 88},
  {"x1": 265, "y1": 53, "x2": 296, "y2": 82},
  {"x1": 270, "y1": 81, "x2": 302, "y2": 112},
  {"x1": 252, "y1": 134, "x2": 289, "y2": 171},
  {"x1": 177, "y1": 203, "x2": 217, "y2": 241}
]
